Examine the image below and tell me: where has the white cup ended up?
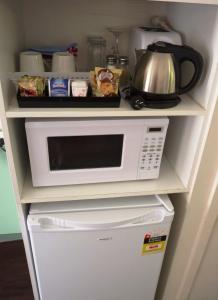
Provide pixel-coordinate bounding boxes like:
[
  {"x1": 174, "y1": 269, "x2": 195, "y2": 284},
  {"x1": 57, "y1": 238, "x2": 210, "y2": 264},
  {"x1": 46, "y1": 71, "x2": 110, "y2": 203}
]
[
  {"x1": 20, "y1": 51, "x2": 45, "y2": 72},
  {"x1": 52, "y1": 52, "x2": 76, "y2": 73}
]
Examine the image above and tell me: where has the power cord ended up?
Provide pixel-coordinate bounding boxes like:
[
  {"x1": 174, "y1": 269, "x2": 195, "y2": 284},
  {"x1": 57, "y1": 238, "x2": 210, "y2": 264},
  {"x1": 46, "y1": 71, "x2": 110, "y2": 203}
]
[{"x1": 0, "y1": 138, "x2": 6, "y2": 152}]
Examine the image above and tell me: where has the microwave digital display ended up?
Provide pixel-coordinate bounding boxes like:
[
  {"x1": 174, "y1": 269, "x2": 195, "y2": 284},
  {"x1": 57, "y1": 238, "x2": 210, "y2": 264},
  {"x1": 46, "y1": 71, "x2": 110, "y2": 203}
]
[
  {"x1": 148, "y1": 127, "x2": 162, "y2": 132},
  {"x1": 48, "y1": 135, "x2": 124, "y2": 171}
]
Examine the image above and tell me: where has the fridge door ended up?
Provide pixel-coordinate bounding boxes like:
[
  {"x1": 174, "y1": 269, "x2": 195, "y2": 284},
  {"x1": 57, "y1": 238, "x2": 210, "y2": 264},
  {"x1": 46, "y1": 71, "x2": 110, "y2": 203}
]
[{"x1": 28, "y1": 201, "x2": 174, "y2": 300}]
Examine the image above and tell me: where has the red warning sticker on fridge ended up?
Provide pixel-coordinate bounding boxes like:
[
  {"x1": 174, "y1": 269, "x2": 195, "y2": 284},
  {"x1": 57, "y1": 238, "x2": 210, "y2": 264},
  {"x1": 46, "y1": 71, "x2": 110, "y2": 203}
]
[{"x1": 142, "y1": 234, "x2": 167, "y2": 255}]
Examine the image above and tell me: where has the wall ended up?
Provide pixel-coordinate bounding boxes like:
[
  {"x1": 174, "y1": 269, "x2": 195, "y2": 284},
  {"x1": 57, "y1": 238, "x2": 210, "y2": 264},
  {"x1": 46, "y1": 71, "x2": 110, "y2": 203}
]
[
  {"x1": 21, "y1": 0, "x2": 167, "y2": 70},
  {"x1": 0, "y1": 124, "x2": 20, "y2": 240},
  {"x1": 0, "y1": 150, "x2": 20, "y2": 235}
]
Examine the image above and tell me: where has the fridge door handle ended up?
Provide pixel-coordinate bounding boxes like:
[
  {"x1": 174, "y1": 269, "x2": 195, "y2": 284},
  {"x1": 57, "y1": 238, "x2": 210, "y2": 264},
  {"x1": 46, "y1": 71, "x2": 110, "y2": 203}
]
[{"x1": 36, "y1": 210, "x2": 165, "y2": 231}]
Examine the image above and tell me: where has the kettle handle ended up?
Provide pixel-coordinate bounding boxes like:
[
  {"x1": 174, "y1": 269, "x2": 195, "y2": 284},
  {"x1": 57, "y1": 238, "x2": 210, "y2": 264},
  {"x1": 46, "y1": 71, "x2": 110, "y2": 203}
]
[{"x1": 173, "y1": 45, "x2": 203, "y2": 94}]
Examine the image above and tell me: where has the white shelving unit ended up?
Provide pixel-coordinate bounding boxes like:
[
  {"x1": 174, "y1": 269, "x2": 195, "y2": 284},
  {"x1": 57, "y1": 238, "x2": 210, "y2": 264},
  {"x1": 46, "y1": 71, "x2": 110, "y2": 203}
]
[
  {"x1": 0, "y1": 1, "x2": 218, "y2": 300},
  {"x1": 6, "y1": 94, "x2": 205, "y2": 118},
  {"x1": 21, "y1": 157, "x2": 187, "y2": 203}
]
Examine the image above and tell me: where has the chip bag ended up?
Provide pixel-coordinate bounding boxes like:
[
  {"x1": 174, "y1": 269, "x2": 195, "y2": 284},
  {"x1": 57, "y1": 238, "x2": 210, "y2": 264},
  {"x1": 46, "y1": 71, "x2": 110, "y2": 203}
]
[{"x1": 92, "y1": 67, "x2": 122, "y2": 97}]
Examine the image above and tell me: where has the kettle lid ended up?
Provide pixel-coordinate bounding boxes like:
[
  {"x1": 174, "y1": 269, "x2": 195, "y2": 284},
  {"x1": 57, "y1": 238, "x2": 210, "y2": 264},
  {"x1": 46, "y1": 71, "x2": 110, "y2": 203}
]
[{"x1": 148, "y1": 41, "x2": 176, "y2": 53}]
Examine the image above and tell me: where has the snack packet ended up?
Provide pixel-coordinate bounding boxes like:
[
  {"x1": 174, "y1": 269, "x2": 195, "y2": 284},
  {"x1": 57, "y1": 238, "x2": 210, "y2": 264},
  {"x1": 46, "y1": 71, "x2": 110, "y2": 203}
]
[
  {"x1": 92, "y1": 67, "x2": 122, "y2": 97},
  {"x1": 18, "y1": 75, "x2": 45, "y2": 97},
  {"x1": 90, "y1": 71, "x2": 97, "y2": 96}
]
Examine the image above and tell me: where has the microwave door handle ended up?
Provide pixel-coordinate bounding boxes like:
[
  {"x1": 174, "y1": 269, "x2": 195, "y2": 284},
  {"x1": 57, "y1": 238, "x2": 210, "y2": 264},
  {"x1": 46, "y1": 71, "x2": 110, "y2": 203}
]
[{"x1": 37, "y1": 212, "x2": 165, "y2": 231}]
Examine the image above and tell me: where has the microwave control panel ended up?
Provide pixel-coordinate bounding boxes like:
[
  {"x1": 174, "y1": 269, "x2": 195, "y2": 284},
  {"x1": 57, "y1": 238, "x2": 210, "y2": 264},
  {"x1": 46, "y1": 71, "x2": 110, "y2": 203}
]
[{"x1": 138, "y1": 122, "x2": 168, "y2": 180}]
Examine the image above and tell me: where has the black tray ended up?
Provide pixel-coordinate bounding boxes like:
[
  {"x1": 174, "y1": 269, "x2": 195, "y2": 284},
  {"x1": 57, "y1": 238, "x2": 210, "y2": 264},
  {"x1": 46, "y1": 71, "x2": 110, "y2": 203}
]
[{"x1": 17, "y1": 88, "x2": 121, "y2": 108}]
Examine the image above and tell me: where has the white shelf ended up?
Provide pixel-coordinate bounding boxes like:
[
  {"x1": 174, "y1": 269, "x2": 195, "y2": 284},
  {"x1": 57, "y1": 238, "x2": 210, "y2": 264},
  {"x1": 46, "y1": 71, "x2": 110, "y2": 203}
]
[
  {"x1": 20, "y1": 157, "x2": 188, "y2": 204},
  {"x1": 150, "y1": 0, "x2": 218, "y2": 4},
  {"x1": 6, "y1": 94, "x2": 205, "y2": 118}
]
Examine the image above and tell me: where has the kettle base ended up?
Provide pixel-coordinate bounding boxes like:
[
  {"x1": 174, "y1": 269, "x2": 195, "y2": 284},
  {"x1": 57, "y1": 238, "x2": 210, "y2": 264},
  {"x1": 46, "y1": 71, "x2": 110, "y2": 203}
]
[
  {"x1": 130, "y1": 92, "x2": 181, "y2": 110},
  {"x1": 143, "y1": 97, "x2": 181, "y2": 109},
  {"x1": 127, "y1": 89, "x2": 181, "y2": 110}
]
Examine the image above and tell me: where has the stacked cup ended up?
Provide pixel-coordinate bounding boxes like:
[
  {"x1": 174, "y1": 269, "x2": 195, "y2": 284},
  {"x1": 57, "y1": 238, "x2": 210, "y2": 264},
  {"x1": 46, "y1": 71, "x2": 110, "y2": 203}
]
[
  {"x1": 51, "y1": 52, "x2": 76, "y2": 73},
  {"x1": 20, "y1": 51, "x2": 76, "y2": 73},
  {"x1": 20, "y1": 51, "x2": 45, "y2": 72}
]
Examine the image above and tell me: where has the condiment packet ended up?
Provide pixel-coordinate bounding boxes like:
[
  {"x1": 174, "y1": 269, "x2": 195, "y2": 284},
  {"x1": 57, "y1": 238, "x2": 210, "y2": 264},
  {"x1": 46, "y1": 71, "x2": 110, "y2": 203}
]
[
  {"x1": 48, "y1": 78, "x2": 70, "y2": 97},
  {"x1": 71, "y1": 80, "x2": 88, "y2": 97}
]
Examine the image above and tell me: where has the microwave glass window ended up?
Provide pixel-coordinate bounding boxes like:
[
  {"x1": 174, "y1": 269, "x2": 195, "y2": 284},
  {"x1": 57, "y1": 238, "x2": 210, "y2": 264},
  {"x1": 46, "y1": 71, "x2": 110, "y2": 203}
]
[{"x1": 47, "y1": 135, "x2": 124, "y2": 171}]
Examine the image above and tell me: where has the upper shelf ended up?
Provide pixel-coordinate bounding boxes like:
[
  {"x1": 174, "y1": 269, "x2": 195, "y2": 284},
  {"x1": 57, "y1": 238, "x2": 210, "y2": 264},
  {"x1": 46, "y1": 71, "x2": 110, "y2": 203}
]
[
  {"x1": 150, "y1": 0, "x2": 218, "y2": 4},
  {"x1": 6, "y1": 94, "x2": 205, "y2": 118}
]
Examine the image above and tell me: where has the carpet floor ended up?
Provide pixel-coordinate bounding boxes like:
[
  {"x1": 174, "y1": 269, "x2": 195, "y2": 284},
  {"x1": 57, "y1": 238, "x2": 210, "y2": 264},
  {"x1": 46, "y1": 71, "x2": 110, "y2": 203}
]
[{"x1": 0, "y1": 240, "x2": 34, "y2": 299}]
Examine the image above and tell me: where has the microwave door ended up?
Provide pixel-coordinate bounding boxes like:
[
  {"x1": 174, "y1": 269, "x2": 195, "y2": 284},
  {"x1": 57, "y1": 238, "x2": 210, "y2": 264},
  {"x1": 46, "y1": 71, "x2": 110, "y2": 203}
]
[{"x1": 26, "y1": 119, "x2": 144, "y2": 187}]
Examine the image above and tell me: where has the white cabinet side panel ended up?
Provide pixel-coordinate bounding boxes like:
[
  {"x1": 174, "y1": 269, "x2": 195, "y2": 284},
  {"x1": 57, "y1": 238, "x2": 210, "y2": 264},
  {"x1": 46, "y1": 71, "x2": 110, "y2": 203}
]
[
  {"x1": 0, "y1": 0, "x2": 24, "y2": 112},
  {"x1": 167, "y1": 4, "x2": 218, "y2": 108},
  {"x1": 165, "y1": 116, "x2": 204, "y2": 187}
]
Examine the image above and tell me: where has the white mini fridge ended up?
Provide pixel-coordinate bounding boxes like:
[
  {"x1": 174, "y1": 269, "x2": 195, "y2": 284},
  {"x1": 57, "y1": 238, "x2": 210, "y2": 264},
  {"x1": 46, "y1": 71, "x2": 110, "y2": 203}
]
[{"x1": 28, "y1": 195, "x2": 174, "y2": 300}]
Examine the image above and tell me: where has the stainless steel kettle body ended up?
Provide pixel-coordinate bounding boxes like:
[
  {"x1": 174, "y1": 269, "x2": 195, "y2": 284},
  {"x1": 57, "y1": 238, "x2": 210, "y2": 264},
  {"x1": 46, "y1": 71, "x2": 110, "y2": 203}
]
[
  {"x1": 134, "y1": 50, "x2": 176, "y2": 94},
  {"x1": 133, "y1": 42, "x2": 203, "y2": 100}
]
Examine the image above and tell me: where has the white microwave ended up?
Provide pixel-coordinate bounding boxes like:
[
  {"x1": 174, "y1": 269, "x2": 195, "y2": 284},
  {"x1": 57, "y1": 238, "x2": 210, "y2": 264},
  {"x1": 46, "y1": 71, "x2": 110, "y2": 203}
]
[{"x1": 25, "y1": 118, "x2": 169, "y2": 187}]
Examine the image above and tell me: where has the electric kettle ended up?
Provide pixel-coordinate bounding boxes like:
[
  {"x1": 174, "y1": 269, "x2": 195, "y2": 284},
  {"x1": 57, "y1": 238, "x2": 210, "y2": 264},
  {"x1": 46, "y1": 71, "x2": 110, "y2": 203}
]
[{"x1": 132, "y1": 42, "x2": 203, "y2": 109}]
